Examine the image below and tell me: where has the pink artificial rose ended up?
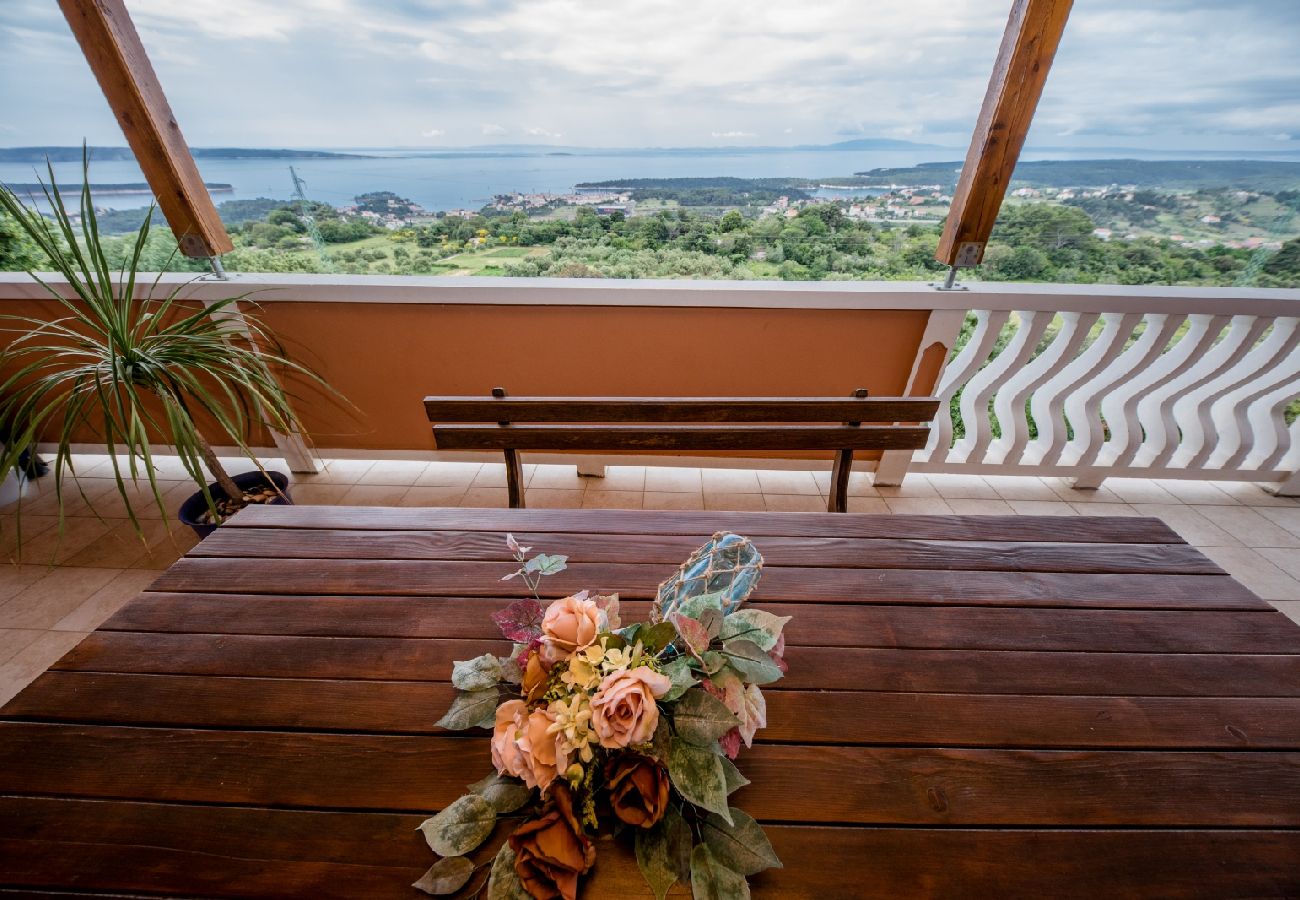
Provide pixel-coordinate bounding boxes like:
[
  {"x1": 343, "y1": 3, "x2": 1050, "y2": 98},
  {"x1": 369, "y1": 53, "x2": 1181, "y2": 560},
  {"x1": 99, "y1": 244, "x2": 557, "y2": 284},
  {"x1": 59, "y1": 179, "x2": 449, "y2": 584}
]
[
  {"x1": 491, "y1": 699, "x2": 530, "y2": 781},
  {"x1": 590, "y1": 666, "x2": 672, "y2": 748},
  {"x1": 491, "y1": 700, "x2": 564, "y2": 792},
  {"x1": 541, "y1": 594, "x2": 603, "y2": 664}
]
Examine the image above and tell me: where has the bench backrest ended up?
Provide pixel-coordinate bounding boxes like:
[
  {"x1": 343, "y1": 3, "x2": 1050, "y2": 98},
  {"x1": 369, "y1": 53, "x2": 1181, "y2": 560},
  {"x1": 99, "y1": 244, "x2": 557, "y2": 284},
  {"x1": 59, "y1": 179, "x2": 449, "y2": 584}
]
[{"x1": 423, "y1": 390, "x2": 939, "y2": 511}]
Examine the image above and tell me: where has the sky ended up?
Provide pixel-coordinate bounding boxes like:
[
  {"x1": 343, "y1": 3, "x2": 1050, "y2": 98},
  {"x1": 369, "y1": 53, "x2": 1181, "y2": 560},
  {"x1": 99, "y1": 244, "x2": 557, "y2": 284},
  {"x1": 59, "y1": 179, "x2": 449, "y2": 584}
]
[{"x1": 1, "y1": 0, "x2": 1297, "y2": 151}]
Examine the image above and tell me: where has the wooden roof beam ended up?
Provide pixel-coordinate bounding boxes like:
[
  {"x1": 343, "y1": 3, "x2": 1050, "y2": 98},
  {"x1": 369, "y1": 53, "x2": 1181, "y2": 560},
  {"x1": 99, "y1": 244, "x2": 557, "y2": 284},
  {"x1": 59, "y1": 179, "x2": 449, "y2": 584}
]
[
  {"x1": 936, "y1": 0, "x2": 1074, "y2": 270},
  {"x1": 58, "y1": 0, "x2": 233, "y2": 258}
]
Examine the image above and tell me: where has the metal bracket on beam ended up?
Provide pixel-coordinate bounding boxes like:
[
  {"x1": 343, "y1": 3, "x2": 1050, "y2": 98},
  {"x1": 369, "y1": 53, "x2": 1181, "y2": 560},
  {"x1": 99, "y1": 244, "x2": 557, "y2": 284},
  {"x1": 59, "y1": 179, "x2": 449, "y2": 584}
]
[
  {"x1": 932, "y1": 265, "x2": 969, "y2": 292},
  {"x1": 206, "y1": 256, "x2": 229, "y2": 280}
]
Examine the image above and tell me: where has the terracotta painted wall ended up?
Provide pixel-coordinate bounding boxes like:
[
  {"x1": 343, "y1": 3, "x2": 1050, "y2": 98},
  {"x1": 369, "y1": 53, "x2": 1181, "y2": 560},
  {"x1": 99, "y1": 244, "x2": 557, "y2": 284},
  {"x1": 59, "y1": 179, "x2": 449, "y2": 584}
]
[{"x1": 256, "y1": 302, "x2": 931, "y2": 454}]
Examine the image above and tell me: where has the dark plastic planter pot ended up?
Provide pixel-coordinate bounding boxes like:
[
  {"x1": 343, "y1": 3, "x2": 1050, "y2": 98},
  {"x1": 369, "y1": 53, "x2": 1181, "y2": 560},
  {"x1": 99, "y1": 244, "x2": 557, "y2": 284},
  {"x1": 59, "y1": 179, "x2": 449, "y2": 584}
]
[{"x1": 178, "y1": 470, "x2": 292, "y2": 539}]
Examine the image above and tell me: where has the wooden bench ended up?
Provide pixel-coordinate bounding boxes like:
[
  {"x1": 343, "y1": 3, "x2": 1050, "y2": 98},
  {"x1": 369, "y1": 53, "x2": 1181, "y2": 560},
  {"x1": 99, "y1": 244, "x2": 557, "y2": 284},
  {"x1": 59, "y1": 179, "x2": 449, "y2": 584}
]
[{"x1": 424, "y1": 388, "x2": 939, "y2": 512}]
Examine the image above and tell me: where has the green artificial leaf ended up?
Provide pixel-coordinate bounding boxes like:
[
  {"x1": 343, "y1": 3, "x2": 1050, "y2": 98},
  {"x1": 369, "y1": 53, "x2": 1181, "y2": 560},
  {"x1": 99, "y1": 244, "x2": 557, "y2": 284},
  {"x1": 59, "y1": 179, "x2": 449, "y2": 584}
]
[
  {"x1": 619, "y1": 622, "x2": 643, "y2": 644},
  {"x1": 452, "y1": 653, "x2": 504, "y2": 691},
  {"x1": 663, "y1": 803, "x2": 694, "y2": 883},
  {"x1": 671, "y1": 687, "x2": 740, "y2": 747},
  {"x1": 638, "y1": 620, "x2": 678, "y2": 654},
  {"x1": 660, "y1": 656, "x2": 697, "y2": 702},
  {"x1": 699, "y1": 607, "x2": 724, "y2": 641},
  {"x1": 719, "y1": 756, "x2": 750, "y2": 795},
  {"x1": 698, "y1": 650, "x2": 727, "y2": 675},
  {"x1": 524, "y1": 553, "x2": 568, "y2": 576},
  {"x1": 719, "y1": 609, "x2": 791, "y2": 652},
  {"x1": 497, "y1": 655, "x2": 523, "y2": 685},
  {"x1": 668, "y1": 738, "x2": 732, "y2": 824},
  {"x1": 412, "y1": 855, "x2": 476, "y2": 895},
  {"x1": 701, "y1": 807, "x2": 783, "y2": 876},
  {"x1": 487, "y1": 842, "x2": 531, "y2": 900},
  {"x1": 691, "y1": 843, "x2": 751, "y2": 900},
  {"x1": 436, "y1": 688, "x2": 500, "y2": 730},
  {"x1": 670, "y1": 612, "x2": 711, "y2": 657},
  {"x1": 469, "y1": 772, "x2": 534, "y2": 814},
  {"x1": 721, "y1": 640, "x2": 783, "y2": 685},
  {"x1": 418, "y1": 794, "x2": 498, "y2": 857},
  {"x1": 678, "y1": 591, "x2": 726, "y2": 622},
  {"x1": 635, "y1": 820, "x2": 680, "y2": 900},
  {"x1": 650, "y1": 716, "x2": 673, "y2": 761}
]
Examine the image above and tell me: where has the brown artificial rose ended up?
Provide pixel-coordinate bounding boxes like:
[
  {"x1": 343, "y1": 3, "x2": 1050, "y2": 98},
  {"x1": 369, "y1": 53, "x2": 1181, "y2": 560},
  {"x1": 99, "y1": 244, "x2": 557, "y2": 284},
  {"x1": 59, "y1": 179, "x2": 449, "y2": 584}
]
[
  {"x1": 508, "y1": 783, "x2": 596, "y2": 900},
  {"x1": 604, "y1": 754, "x2": 670, "y2": 829},
  {"x1": 522, "y1": 650, "x2": 550, "y2": 704}
]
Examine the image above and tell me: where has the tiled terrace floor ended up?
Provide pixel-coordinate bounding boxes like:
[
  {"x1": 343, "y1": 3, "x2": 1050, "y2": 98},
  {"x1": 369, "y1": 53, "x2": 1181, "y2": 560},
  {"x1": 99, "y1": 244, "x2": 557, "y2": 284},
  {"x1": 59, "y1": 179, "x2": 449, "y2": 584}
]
[{"x1": 2, "y1": 454, "x2": 1300, "y2": 706}]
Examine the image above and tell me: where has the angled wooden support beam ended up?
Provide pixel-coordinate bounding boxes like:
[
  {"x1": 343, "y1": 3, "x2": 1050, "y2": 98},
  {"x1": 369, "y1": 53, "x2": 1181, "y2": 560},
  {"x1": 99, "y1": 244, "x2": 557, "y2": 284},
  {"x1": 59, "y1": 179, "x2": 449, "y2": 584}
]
[
  {"x1": 58, "y1": 0, "x2": 233, "y2": 259},
  {"x1": 936, "y1": 0, "x2": 1074, "y2": 269}
]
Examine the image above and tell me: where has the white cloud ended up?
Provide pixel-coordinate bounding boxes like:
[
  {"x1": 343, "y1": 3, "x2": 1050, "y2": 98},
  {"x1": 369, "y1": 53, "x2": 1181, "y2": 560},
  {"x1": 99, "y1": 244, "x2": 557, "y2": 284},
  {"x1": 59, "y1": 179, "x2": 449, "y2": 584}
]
[
  {"x1": 524, "y1": 126, "x2": 563, "y2": 139},
  {"x1": 711, "y1": 130, "x2": 757, "y2": 139},
  {"x1": 421, "y1": 128, "x2": 446, "y2": 138},
  {"x1": 481, "y1": 123, "x2": 508, "y2": 136}
]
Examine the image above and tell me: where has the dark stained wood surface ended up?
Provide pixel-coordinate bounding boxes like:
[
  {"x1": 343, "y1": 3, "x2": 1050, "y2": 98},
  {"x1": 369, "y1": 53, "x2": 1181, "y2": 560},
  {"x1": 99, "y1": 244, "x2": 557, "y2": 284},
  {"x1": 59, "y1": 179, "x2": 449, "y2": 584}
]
[
  {"x1": 2, "y1": 507, "x2": 1297, "y2": 897},
  {"x1": 423, "y1": 395, "x2": 941, "y2": 423},
  {"x1": 431, "y1": 424, "x2": 932, "y2": 452}
]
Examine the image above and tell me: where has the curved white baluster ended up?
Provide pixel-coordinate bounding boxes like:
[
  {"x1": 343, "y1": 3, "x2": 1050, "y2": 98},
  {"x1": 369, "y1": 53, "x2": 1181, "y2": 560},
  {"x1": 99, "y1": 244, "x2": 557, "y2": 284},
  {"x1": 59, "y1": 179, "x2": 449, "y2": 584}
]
[
  {"x1": 1199, "y1": 319, "x2": 1300, "y2": 469},
  {"x1": 1109, "y1": 314, "x2": 1228, "y2": 469},
  {"x1": 953, "y1": 311, "x2": 1049, "y2": 465},
  {"x1": 1236, "y1": 372, "x2": 1300, "y2": 471},
  {"x1": 923, "y1": 310, "x2": 1009, "y2": 464},
  {"x1": 1053, "y1": 312, "x2": 1144, "y2": 467},
  {"x1": 1141, "y1": 315, "x2": 1270, "y2": 468},
  {"x1": 1278, "y1": 416, "x2": 1300, "y2": 474},
  {"x1": 1086, "y1": 316, "x2": 1190, "y2": 468},
  {"x1": 989, "y1": 311, "x2": 1097, "y2": 465}
]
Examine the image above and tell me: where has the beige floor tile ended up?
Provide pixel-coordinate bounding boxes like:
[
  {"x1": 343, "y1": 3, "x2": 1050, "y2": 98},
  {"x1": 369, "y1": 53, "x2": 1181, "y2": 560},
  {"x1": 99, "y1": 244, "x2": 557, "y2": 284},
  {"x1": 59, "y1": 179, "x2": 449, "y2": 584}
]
[
  {"x1": 0, "y1": 566, "x2": 120, "y2": 630},
  {"x1": 290, "y1": 483, "x2": 354, "y2": 505},
  {"x1": 1153, "y1": 479, "x2": 1240, "y2": 505},
  {"x1": 1133, "y1": 504, "x2": 1243, "y2": 546},
  {"x1": 642, "y1": 492, "x2": 705, "y2": 511},
  {"x1": 1005, "y1": 500, "x2": 1079, "y2": 517},
  {"x1": 1196, "y1": 546, "x2": 1300, "y2": 602},
  {"x1": 1103, "y1": 479, "x2": 1181, "y2": 504},
  {"x1": 53, "y1": 570, "x2": 159, "y2": 632},
  {"x1": 1041, "y1": 478, "x2": 1127, "y2": 504},
  {"x1": 1069, "y1": 503, "x2": 1143, "y2": 517},
  {"x1": 18, "y1": 477, "x2": 121, "y2": 517},
  {"x1": 1270, "y1": 600, "x2": 1300, "y2": 627},
  {"x1": 296, "y1": 458, "x2": 375, "y2": 484},
  {"x1": 703, "y1": 492, "x2": 765, "y2": 512},
  {"x1": 883, "y1": 497, "x2": 953, "y2": 515},
  {"x1": 1256, "y1": 548, "x2": 1300, "y2": 581},
  {"x1": 0, "y1": 629, "x2": 43, "y2": 666},
  {"x1": 822, "y1": 471, "x2": 879, "y2": 497},
  {"x1": 0, "y1": 515, "x2": 61, "y2": 560},
  {"x1": 528, "y1": 465, "x2": 587, "y2": 490},
  {"x1": 1188, "y1": 505, "x2": 1300, "y2": 549},
  {"x1": 701, "y1": 469, "x2": 762, "y2": 493},
  {"x1": 845, "y1": 497, "x2": 888, "y2": 513},
  {"x1": 340, "y1": 484, "x2": 412, "y2": 505},
  {"x1": 0, "y1": 629, "x2": 89, "y2": 707},
  {"x1": 399, "y1": 486, "x2": 469, "y2": 507},
  {"x1": 874, "y1": 475, "x2": 940, "y2": 499},
  {"x1": 581, "y1": 490, "x2": 644, "y2": 510},
  {"x1": 0, "y1": 564, "x2": 53, "y2": 603},
  {"x1": 14, "y1": 517, "x2": 117, "y2": 566},
  {"x1": 86, "y1": 479, "x2": 197, "y2": 520},
  {"x1": 459, "y1": 487, "x2": 509, "y2": 508},
  {"x1": 643, "y1": 467, "x2": 703, "y2": 493},
  {"x1": 61, "y1": 518, "x2": 191, "y2": 569},
  {"x1": 590, "y1": 467, "x2": 646, "y2": 491},
  {"x1": 524, "y1": 489, "x2": 586, "y2": 509},
  {"x1": 415, "y1": 461, "x2": 483, "y2": 486},
  {"x1": 357, "y1": 460, "x2": 431, "y2": 486},
  {"x1": 925, "y1": 473, "x2": 1000, "y2": 500},
  {"x1": 763, "y1": 494, "x2": 826, "y2": 512},
  {"x1": 1213, "y1": 482, "x2": 1300, "y2": 507},
  {"x1": 1257, "y1": 507, "x2": 1300, "y2": 540},
  {"x1": 842, "y1": 499, "x2": 894, "y2": 512},
  {"x1": 471, "y1": 464, "x2": 510, "y2": 488},
  {"x1": 944, "y1": 498, "x2": 1015, "y2": 515},
  {"x1": 981, "y1": 475, "x2": 1061, "y2": 502},
  {"x1": 756, "y1": 470, "x2": 821, "y2": 496}
]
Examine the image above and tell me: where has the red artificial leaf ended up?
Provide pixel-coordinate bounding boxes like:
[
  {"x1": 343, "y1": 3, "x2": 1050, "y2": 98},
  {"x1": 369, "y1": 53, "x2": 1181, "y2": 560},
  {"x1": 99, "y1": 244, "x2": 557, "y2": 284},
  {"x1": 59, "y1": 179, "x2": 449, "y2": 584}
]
[
  {"x1": 492, "y1": 599, "x2": 546, "y2": 643},
  {"x1": 768, "y1": 633, "x2": 788, "y2": 675},
  {"x1": 718, "y1": 727, "x2": 742, "y2": 759},
  {"x1": 669, "y1": 611, "x2": 711, "y2": 657}
]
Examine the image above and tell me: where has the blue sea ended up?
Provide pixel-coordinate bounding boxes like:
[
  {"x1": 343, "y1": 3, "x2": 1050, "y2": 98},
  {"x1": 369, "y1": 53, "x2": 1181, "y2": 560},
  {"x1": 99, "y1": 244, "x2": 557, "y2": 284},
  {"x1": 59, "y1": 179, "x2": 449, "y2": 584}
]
[{"x1": 4, "y1": 146, "x2": 1299, "y2": 213}]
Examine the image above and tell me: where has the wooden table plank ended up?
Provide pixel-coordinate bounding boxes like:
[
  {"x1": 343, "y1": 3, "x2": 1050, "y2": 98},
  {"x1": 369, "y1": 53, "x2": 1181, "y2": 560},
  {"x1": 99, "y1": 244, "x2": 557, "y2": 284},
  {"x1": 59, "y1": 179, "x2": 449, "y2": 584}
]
[
  {"x1": 228, "y1": 505, "x2": 1186, "y2": 544},
  {"x1": 105, "y1": 594, "x2": 1300, "y2": 653},
  {"x1": 192, "y1": 528, "x2": 1220, "y2": 575},
  {"x1": 10, "y1": 672, "x2": 1300, "y2": 749},
  {"x1": 1, "y1": 723, "x2": 1297, "y2": 827},
  {"x1": 149, "y1": 557, "x2": 1264, "y2": 609},
  {"x1": 47, "y1": 632, "x2": 1300, "y2": 696}
]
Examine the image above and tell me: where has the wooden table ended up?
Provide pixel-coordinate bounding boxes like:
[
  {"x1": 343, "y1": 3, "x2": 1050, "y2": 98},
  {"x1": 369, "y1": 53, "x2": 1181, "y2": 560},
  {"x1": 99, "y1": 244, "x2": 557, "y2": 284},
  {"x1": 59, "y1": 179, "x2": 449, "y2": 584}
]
[{"x1": 2, "y1": 506, "x2": 1299, "y2": 897}]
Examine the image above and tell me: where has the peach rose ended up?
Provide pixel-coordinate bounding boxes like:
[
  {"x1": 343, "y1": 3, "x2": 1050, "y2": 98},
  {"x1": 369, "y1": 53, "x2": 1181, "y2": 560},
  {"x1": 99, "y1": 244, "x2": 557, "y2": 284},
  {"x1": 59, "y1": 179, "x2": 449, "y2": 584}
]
[
  {"x1": 491, "y1": 700, "x2": 566, "y2": 792},
  {"x1": 590, "y1": 666, "x2": 672, "y2": 748},
  {"x1": 522, "y1": 650, "x2": 550, "y2": 704},
  {"x1": 540, "y1": 595, "x2": 603, "y2": 664},
  {"x1": 491, "y1": 699, "x2": 530, "y2": 782}
]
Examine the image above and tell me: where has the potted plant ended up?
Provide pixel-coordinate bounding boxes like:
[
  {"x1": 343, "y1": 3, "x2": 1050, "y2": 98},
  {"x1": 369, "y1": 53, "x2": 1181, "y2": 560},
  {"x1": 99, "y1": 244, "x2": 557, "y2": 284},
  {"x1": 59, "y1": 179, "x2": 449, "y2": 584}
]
[{"x1": 0, "y1": 152, "x2": 338, "y2": 539}]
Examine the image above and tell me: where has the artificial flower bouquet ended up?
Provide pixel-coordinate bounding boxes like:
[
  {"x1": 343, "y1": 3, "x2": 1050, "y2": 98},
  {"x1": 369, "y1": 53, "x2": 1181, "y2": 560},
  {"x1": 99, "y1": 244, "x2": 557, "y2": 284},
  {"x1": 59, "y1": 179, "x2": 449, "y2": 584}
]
[{"x1": 415, "y1": 532, "x2": 787, "y2": 899}]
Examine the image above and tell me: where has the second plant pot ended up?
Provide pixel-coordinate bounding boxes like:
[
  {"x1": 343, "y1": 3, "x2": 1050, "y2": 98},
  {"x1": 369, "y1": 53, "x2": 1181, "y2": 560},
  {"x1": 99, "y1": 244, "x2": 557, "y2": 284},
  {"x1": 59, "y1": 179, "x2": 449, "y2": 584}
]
[{"x1": 178, "y1": 470, "x2": 292, "y2": 539}]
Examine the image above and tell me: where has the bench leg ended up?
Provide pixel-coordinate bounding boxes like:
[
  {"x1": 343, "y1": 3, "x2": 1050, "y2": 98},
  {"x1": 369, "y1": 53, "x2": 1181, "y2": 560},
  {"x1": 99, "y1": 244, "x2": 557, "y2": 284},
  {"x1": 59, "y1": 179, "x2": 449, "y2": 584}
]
[
  {"x1": 504, "y1": 449, "x2": 526, "y2": 508},
  {"x1": 828, "y1": 449, "x2": 852, "y2": 513}
]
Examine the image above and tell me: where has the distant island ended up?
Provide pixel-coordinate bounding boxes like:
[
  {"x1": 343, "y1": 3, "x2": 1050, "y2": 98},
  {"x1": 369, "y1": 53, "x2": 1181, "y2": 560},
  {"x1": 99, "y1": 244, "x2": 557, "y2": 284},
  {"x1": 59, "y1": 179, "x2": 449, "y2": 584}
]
[
  {"x1": 853, "y1": 159, "x2": 1300, "y2": 191},
  {"x1": 5, "y1": 181, "x2": 232, "y2": 195},
  {"x1": 0, "y1": 147, "x2": 370, "y2": 163}
]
